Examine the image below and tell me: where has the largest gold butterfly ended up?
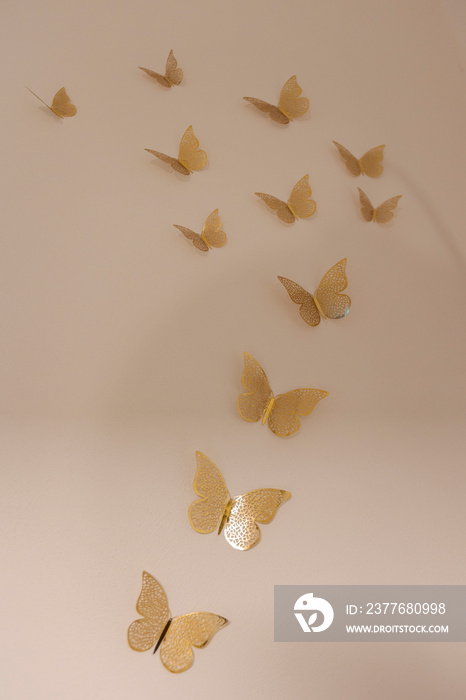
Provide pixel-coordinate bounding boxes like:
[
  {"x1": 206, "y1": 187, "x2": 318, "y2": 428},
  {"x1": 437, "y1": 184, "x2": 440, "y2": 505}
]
[
  {"x1": 243, "y1": 75, "x2": 309, "y2": 124},
  {"x1": 139, "y1": 50, "x2": 183, "y2": 87},
  {"x1": 237, "y1": 353, "x2": 328, "y2": 437},
  {"x1": 333, "y1": 141, "x2": 385, "y2": 177},
  {"x1": 128, "y1": 571, "x2": 228, "y2": 674},
  {"x1": 145, "y1": 125, "x2": 207, "y2": 175},
  {"x1": 255, "y1": 175, "x2": 316, "y2": 223},
  {"x1": 189, "y1": 452, "x2": 290, "y2": 550},
  {"x1": 26, "y1": 86, "x2": 77, "y2": 118}
]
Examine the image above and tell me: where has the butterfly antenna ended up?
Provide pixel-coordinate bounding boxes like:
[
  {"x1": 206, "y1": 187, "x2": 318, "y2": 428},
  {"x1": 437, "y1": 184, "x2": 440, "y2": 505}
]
[{"x1": 25, "y1": 87, "x2": 50, "y2": 108}]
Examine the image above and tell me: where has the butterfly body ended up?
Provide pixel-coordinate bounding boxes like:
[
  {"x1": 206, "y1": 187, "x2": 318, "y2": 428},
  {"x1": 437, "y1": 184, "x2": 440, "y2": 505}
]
[
  {"x1": 333, "y1": 141, "x2": 385, "y2": 177},
  {"x1": 173, "y1": 209, "x2": 226, "y2": 251},
  {"x1": 255, "y1": 175, "x2": 316, "y2": 223},
  {"x1": 244, "y1": 75, "x2": 309, "y2": 123},
  {"x1": 145, "y1": 125, "x2": 207, "y2": 175},
  {"x1": 139, "y1": 50, "x2": 183, "y2": 87},
  {"x1": 26, "y1": 86, "x2": 76, "y2": 118},
  {"x1": 357, "y1": 188, "x2": 402, "y2": 223}
]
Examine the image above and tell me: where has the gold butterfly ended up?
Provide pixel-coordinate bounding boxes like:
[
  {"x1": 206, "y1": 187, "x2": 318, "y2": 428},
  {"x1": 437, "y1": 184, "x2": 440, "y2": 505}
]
[
  {"x1": 139, "y1": 49, "x2": 183, "y2": 87},
  {"x1": 278, "y1": 259, "x2": 350, "y2": 327},
  {"x1": 145, "y1": 125, "x2": 207, "y2": 175},
  {"x1": 173, "y1": 209, "x2": 226, "y2": 251},
  {"x1": 333, "y1": 141, "x2": 385, "y2": 177},
  {"x1": 237, "y1": 352, "x2": 328, "y2": 437},
  {"x1": 243, "y1": 75, "x2": 309, "y2": 124},
  {"x1": 189, "y1": 452, "x2": 291, "y2": 550},
  {"x1": 358, "y1": 188, "x2": 402, "y2": 223},
  {"x1": 255, "y1": 175, "x2": 316, "y2": 223},
  {"x1": 128, "y1": 571, "x2": 228, "y2": 674},
  {"x1": 26, "y1": 86, "x2": 76, "y2": 118}
]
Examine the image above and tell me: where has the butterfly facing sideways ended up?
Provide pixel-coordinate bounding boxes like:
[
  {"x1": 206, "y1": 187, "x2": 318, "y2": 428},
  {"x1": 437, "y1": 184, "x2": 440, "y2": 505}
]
[
  {"x1": 145, "y1": 125, "x2": 207, "y2": 175},
  {"x1": 255, "y1": 175, "x2": 316, "y2": 223},
  {"x1": 189, "y1": 452, "x2": 290, "y2": 551},
  {"x1": 173, "y1": 209, "x2": 226, "y2": 251},
  {"x1": 128, "y1": 571, "x2": 228, "y2": 674},
  {"x1": 243, "y1": 75, "x2": 309, "y2": 124},
  {"x1": 358, "y1": 188, "x2": 402, "y2": 223},
  {"x1": 333, "y1": 141, "x2": 385, "y2": 178},
  {"x1": 139, "y1": 49, "x2": 183, "y2": 87},
  {"x1": 278, "y1": 259, "x2": 350, "y2": 327},
  {"x1": 238, "y1": 352, "x2": 328, "y2": 437},
  {"x1": 25, "y1": 86, "x2": 76, "y2": 118}
]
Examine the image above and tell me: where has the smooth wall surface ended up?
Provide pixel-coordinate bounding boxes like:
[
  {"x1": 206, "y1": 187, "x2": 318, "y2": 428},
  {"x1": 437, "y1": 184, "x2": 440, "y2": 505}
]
[{"x1": 1, "y1": 1, "x2": 466, "y2": 698}]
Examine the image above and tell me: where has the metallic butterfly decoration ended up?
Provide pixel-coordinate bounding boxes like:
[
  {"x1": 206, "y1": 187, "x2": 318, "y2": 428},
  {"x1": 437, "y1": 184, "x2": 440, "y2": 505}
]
[
  {"x1": 255, "y1": 175, "x2": 316, "y2": 223},
  {"x1": 237, "y1": 352, "x2": 328, "y2": 437},
  {"x1": 333, "y1": 141, "x2": 385, "y2": 177},
  {"x1": 189, "y1": 452, "x2": 291, "y2": 551},
  {"x1": 173, "y1": 209, "x2": 226, "y2": 251},
  {"x1": 25, "y1": 86, "x2": 76, "y2": 118},
  {"x1": 278, "y1": 259, "x2": 351, "y2": 327},
  {"x1": 243, "y1": 75, "x2": 309, "y2": 124},
  {"x1": 358, "y1": 188, "x2": 402, "y2": 223},
  {"x1": 145, "y1": 125, "x2": 207, "y2": 175},
  {"x1": 139, "y1": 49, "x2": 183, "y2": 87},
  {"x1": 128, "y1": 571, "x2": 228, "y2": 674}
]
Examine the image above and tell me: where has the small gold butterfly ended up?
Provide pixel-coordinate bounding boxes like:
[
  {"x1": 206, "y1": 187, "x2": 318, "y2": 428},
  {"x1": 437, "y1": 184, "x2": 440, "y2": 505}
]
[
  {"x1": 145, "y1": 125, "x2": 207, "y2": 175},
  {"x1": 26, "y1": 86, "x2": 77, "y2": 118},
  {"x1": 243, "y1": 75, "x2": 309, "y2": 124},
  {"x1": 237, "y1": 352, "x2": 328, "y2": 437},
  {"x1": 278, "y1": 259, "x2": 350, "y2": 327},
  {"x1": 173, "y1": 209, "x2": 226, "y2": 251},
  {"x1": 255, "y1": 175, "x2": 316, "y2": 223},
  {"x1": 358, "y1": 188, "x2": 402, "y2": 223},
  {"x1": 139, "y1": 49, "x2": 183, "y2": 87},
  {"x1": 333, "y1": 141, "x2": 385, "y2": 177},
  {"x1": 128, "y1": 571, "x2": 228, "y2": 674},
  {"x1": 189, "y1": 452, "x2": 290, "y2": 550}
]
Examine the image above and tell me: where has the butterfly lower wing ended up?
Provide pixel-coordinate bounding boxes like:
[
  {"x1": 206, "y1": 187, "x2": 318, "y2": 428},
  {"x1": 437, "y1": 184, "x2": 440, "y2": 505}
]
[
  {"x1": 178, "y1": 126, "x2": 207, "y2": 172},
  {"x1": 374, "y1": 195, "x2": 402, "y2": 223},
  {"x1": 357, "y1": 188, "x2": 375, "y2": 221},
  {"x1": 159, "y1": 612, "x2": 228, "y2": 673},
  {"x1": 243, "y1": 97, "x2": 289, "y2": 124},
  {"x1": 139, "y1": 67, "x2": 172, "y2": 87},
  {"x1": 202, "y1": 209, "x2": 226, "y2": 248},
  {"x1": 333, "y1": 141, "x2": 361, "y2": 176},
  {"x1": 224, "y1": 489, "x2": 291, "y2": 550},
  {"x1": 255, "y1": 192, "x2": 295, "y2": 223},
  {"x1": 165, "y1": 50, "x2": 183, "y2": 85},
  {"x1": 188, "y1": 452, "x2": 230, "y2": 534},
  {"x1": 173, "y1": 225, "x2": 209, "y2": 251},
  {"x1": 278, "y1": 75, "x2": 309, "y2": 119},
  {"x1": 145, "y1": 149, "x2": 190, "y2": 175},
  {"x1": 128, "y1": 572, "x2": 170, "y2": 652},
  {"x1": 358, "y1": 145, "x2": 385, "y2": 178},
  {"x1": 50, "y1": 87, "x2": 76, "y2": 118},
  {"x1": 287, "y1": 175, "x2": 316, "y2": 219},
  {"x1": 277, "y1": 276, "x2": 320, "y2": 326},
  {"x1": 237, "y1": 352, "x2": 274, "y2": 423},
  {"x1": 268, "y1": 389, "x2": 329, "y2": 437},
  {"x1": 314, "y1": 259, "x2": 351, "y2": 319}
]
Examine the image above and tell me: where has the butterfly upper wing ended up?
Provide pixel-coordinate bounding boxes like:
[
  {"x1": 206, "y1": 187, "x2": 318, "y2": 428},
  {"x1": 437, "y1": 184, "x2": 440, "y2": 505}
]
[
  {"x1": 268, "y1": 389, "x2": 329, "y2": 437},
  {"x1": 373, "y1": 195, "x2": 402, "y2": 223},
  {"x1": 243, "y1": 97, "x2": 289, "y2": 124},
  {"x1": 165, "y1": 49, "x2": 183, "y2": 85},
  {"x1": 255, "y1": 192, "x2": 295, "y2": 223},
  {"x1": 332, "y1": 141, "x2": 361, "y2": 176},
  {"x1": 188, "y1": 452, "x2": 230, "y2": 534},
  {"x1": 145, "y1": 148, "x2": 190, "y2": 175},
  {"x1": 357, "y1": 187, "x2": 375, "y2": 221},
  {"x1": 223, "y1": 489, "x2": 291, "y2": 550},
  {"x1": 138, "y1": 67, "x2": 172, "y2": 87},
  {"x1": 278, "y1": 75, "x2": 309, "y2": 119},
  {"x1": 128, "y1": 571, "x2": 170, "y2": 652},
  {"x1": 173, "y1": 225, "x2": 209, "y2": 251},
  {"x1": 277, "y1": 276, "x2": 320, "y2": 327},
  {"x1": 202, "y1": 209, "x2": 226, "y2": 248},
  {"x1": 287, "y1": 175, "x2": 316, "y2": 219},
  {"x1": 314, "y1": 259, "x2": 351, "y2": 319},
  {"x1": 178, "y1": 126, "x2": 207, "y2": 172},
  {"x1": 237, "y1": 352, "x2": 274, "y2": 423},
  {"x1": 358, "y1": 145, "x2": 385, "y2": 177},
  {"x1": 50, "y1": 87, "x2": 76, "y2": 118},
  {"x1": 159, "y1": 612, "x2": 228, "y2": 674}
]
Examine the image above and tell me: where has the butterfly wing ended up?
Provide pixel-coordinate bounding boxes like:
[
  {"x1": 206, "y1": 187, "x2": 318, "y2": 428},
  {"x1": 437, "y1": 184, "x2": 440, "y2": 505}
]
[
  {"x1": 173, "y1": 225, "x2": 209, "y2": 251},
  {"x1": 278, "y1": 75, "x2": 309, "y2": 119},
  {"x1": 202, "y1": 209, "x2": 226, "y2": 248},
  {"x1": 145, "y1": 148, "x2": 190, "y2": 175},
  {"x1": 373, "y1": 195, "x2": 402, "y2": 223},
  {"x1": 224, "y1": 489, "x2": 291, "y2": 550},
  {"x1": 255, "y1": 192, "x2": 295, "y2": 223},
  {"x1": 159, "y1": 612, "x2": 228, "y2": 673},
  {"x1": 237, "y1": 352, "x2": 274, "y2": 423},
  {"x1": 188, "y1": 452, "x2": 230, "y2": 534},
  {"x1": 50, "y1": 88, "x2": 76, "y2": 118},
  {"x1": 165, "y1": 49, "x2": 183, "y2": 85},
  {"x1": 268, "y1": 389, "x2": 329, "y2": 437},
  {"x1": 332, "y1": 141, "x2": 361, "y2": 176},
  {"x1": 178, "y1": 126, "x2": 207, "y2": 172},
  {"x1": 138, "y1": 67, "x2": 172, "y2": 87},
  {"x1": 277, "y1": 276, "x2": 320, "y2": 327},
  {"x1": 357, "y1": 187, "x2": 375, "y2": 221},
  {"x1": 128, "y1": 571, "x2": 170, "y2": 652},
  {"x1": 358, "y1": 145, "x2": 385, "y2": 178},
  {"x1": 243, "y1": 97, "x2": 289, "y2": 124},
  {"x1": 287, "y1": 175, "x2": 316, "y2": 219},
  {"x1": 314, "y1": 259, "x2": 351, "y2": 319}
]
